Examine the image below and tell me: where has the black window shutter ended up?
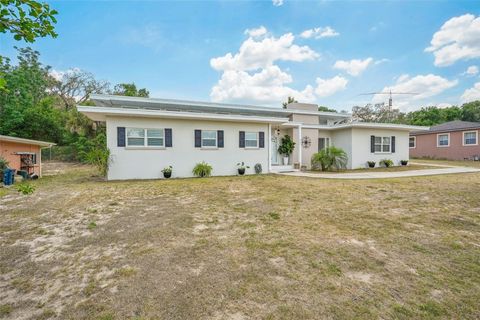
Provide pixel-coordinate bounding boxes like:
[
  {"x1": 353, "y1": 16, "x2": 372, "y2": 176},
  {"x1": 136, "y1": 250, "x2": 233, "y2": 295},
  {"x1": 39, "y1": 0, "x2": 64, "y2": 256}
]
[
  {"x1": 259, "y1": 131, "x2": 265, "y2": 148},
  {"x1": 165, "y1": 128, "x2": 172, "y2": 147},
  {"x1": 239, "y1": 131, "x2": 245, "y2": 148},
  {"x1": 194, "y1": 130, "x2": 202, "y2": 148},
  {"x1": 391, "y1": 136, "x2": 396, "y2": 153},
  {"x1": 370, "y1": 135, "x2": 375, "y2": 153},
  {"x1": 217, "y1": 130, "x2": 224, "y2": 148},
  {"x1": 117, "y1": 127, "x2": 126, "y2": 147}
]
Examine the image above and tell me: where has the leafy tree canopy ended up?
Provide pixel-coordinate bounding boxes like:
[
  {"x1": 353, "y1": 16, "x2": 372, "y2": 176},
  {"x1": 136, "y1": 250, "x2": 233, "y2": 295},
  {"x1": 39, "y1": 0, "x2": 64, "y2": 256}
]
[
  {"x1": 282, "y1": 96, "x2": 297, "y2": 109},
  {"x1": 318, "y1": 106, "x2": 337, "y2": 113},
  {"x1": 0, "y1": 0, "x2": 58, "y2": 42},
  {"x1": 113, "y1": 83, "x2": 149, "y2": 98}
]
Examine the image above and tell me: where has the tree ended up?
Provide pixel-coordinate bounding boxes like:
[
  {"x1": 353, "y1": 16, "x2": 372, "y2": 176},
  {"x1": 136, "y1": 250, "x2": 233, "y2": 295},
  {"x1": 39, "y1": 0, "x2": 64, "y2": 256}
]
[
  {"x1": 50, "y1": 69, "x2": 110, "y2": 110},
  {"x1": 0, "y1": 0, "x2": 58, "y2": 42},
  {"x1": 318, "y1": 106, "x2": 337, "y2": 113},
  {"x1": 461, "y1": 101, "x2": 480, "y2": 122},
  {"x1": 282, "y1": 96, "x2": 297, "y2": 109},
  {"x1": 404, "y1": 106, "x2": 462, "y2": 126},
  {"x1": 352, "y1": 103, "x2": 404, "y2": 123},
  {"x1": 113, "y1": 83, "x2": 149, "y2": 97}
]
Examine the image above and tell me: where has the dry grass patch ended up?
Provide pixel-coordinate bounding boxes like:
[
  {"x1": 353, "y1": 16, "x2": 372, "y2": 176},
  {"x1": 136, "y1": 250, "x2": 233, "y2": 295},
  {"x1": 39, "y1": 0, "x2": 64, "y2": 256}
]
[{"x1": 0, "y1": 162, "x2": 479, "y2": 319}]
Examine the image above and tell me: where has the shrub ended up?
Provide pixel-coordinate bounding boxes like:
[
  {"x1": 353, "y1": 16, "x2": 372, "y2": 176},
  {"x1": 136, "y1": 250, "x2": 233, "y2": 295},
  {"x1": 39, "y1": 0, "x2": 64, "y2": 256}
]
[
  {"x1": 278, "y1": 135, "x2": 295, "y2": 156},
  {"x1": 311, "y1": 146, "x2": 348, "y2": 171},
  {"x1": 85, "y1": 147, "x2": 111, "y2": 177},
  {"x1": 192, "y1": 161, "x2": 213, "y2": 177},
  {"x1": 254, "y1": 163, "x2": 262, "y2": 174},
  {"x1": 380, "y1": 159, "x2": 394, "y2": 167},
  {"x1": 367, "y1": 161, "x2": 376, "y2": 168},
  {"x1": 0, "y1": 157, "x2": 9, "y2": 183},
  {"x1": 16, "y1": 183, "x2": 35, "y2": 195}
]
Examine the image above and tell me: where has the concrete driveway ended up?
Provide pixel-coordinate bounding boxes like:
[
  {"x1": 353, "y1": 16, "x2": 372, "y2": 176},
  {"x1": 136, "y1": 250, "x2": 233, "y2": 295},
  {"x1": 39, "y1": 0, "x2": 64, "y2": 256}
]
[{"x1": 277, "y1": 163, "x2": 480, "y2": 179}]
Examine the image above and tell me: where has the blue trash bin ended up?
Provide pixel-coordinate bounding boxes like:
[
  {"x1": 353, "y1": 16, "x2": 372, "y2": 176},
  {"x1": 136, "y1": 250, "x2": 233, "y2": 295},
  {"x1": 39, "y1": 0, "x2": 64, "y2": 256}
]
[{"x1": 3, "y1": 168, "x2": 14, "y2": 186}]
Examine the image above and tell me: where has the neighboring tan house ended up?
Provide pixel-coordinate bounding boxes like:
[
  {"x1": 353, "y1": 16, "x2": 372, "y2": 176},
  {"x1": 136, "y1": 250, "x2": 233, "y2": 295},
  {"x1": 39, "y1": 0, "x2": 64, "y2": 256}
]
[
  {"x1": 78, "y1": 94, "x2": 427, "y2": 180},
  {"x1": 410, "y1": 120, "x2": 480, "y2": 160},
  {"x1": 0, "y1": 135, "x2": 55, "y2": 177}
]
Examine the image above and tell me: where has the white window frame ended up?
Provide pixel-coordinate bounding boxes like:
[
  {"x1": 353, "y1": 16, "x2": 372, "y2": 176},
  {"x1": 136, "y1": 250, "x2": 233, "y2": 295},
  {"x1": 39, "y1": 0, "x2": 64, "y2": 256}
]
[
  {"x1": 463, "y1": 130, "x2": 478, "y2": 146},
  {"x1": 244, "y1": 131, "x2": 259, "y2": 149},
  {"x1": 437, "y1": 133, "x2": 450, "y2": 147},
  {"x1": 126, "y1": 128, "x2": 165, "y2": 148},
  {"x1": 374, "y1": 136, "x2": 391, "y2": 153},
  {"x1": 409, "y1": 136, "x2": 416, "y2": 149},
  {"x1": 201, "y1": 130, "x2": 217, "y2": 148}
]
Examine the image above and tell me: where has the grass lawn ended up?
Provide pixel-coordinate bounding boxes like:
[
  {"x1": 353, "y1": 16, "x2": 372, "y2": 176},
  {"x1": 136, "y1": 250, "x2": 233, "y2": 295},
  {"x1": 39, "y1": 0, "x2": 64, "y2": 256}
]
[
  {"x1": 411, "y1": 158, "x2": 480, "y2": 168},
  {"x1": 1, "y1": 162, "x2": 480, "y2": 319}
]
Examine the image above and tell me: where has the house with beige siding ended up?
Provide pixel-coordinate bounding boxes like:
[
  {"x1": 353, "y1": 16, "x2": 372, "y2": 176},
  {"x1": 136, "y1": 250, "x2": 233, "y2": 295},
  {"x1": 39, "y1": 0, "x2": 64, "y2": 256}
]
[
  {"x1": 78, "y1": 94, "x2": 427, "y2": 180},
  {"x1": 410, "y1": 120, "x2": 480, "y2": 160}
]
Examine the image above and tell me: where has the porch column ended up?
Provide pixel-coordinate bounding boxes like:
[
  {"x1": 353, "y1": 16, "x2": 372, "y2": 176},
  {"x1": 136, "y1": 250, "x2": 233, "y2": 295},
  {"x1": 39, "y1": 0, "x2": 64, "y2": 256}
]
[
  {"x1": 298, "y1": 125, "x2": 302, "y2": 167},
  {"x1": 268, "y1": 123, "x2": 272, "y2": 172}
]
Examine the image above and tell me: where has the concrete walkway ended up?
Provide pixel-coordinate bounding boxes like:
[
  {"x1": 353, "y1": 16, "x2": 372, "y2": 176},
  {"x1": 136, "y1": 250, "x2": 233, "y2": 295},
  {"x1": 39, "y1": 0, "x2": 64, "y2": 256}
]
[{"x1": 277, "y1": 164, "x2": 480, "y2": 180}]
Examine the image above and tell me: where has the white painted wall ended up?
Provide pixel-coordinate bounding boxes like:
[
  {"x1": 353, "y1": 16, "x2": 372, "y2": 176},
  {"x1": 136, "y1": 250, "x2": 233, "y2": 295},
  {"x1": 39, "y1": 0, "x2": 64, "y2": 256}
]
[
  {"x1": 106, "y1": 116, "x2": 269, "y2": 180},
  {"x1": 330, "y1": 129, "x2": 353, "y2": 168},
  {"x1": 350, "y1": 128, "x2": 409, "y2": 169}
]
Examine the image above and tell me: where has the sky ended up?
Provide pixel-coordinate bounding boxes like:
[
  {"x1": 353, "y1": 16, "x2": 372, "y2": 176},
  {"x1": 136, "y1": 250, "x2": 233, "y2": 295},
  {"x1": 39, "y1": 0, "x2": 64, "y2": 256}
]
[{"x1": 1, "y1": 0, "x2": 480, "y2": 112}]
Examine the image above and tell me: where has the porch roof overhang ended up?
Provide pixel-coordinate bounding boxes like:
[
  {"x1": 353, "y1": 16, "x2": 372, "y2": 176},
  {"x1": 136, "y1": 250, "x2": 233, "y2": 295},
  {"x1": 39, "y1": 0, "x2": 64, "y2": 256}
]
[
  {"x1": 302, "y1": 122, "x2": 430, "y2": 132},
  {"x1": 0, "y1": 135, "x2": 55, "y2": 147},
  {"x1": 77, "y1": 106, "x2": 289, "y2": 124}
]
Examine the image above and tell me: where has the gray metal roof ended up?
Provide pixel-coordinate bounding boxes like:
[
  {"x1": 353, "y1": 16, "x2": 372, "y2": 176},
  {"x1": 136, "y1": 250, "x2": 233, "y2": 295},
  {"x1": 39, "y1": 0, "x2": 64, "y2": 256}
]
[
  {"x1": 411, "y1": 120, "x2": 480, "y2": 135},
  {"x1": 89, "y1": 94, "x2": 350, "y2": 120}
]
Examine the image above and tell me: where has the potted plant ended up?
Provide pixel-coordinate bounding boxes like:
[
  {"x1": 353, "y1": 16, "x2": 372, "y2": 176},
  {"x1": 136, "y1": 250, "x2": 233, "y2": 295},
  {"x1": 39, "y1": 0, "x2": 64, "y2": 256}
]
[
  {"x1": 400, "y1": 160, "x2": 408, "y2": 166},
  {"x1": 254, "y1": 163, "x2": 262, "y2": 174},
  {"x1": 236, "y1": 162, "x2": 250, "y2": 175},
  {"x1": 278, "y1": 135, "x2": 296, "y2": 165},
  {"x1": 161, "y1": 166, "x2": 172, "y2": 178},
  {"x1": 367, "y1": 161, "x2": 376, "y2": 168}
]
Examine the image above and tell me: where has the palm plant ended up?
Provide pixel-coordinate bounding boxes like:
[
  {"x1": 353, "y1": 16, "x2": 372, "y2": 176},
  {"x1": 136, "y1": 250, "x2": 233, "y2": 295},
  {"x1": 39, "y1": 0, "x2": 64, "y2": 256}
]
[{"x1": 311, "y1": 146, "x2": 348, "y2": 171}]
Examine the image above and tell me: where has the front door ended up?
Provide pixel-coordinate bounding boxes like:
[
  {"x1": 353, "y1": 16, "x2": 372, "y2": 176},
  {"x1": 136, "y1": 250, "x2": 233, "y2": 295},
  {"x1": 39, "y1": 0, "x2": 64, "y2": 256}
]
[{"x1": 271, "y1": 137, "x2": 279, "y2": 164}]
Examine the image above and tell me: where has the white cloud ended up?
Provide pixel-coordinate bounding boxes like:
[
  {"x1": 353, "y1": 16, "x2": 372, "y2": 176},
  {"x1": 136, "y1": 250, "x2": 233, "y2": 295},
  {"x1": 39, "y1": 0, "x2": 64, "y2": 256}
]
[
  {"x1": 314, "y1": 76, "x2": 348, "y2": 97},
  {"x1": 300, "y1": 27, "x2": 339, "y2": 39},
  {"x1": 210, "y1": 30, "x2": 318, "y2": 72},
  {"x1": 425, "y1": 14, "x2": 480, "y2": 66},
  {"x1": 272, "y1": 0, "x2": 283, "y2": 6},
  {"x1": 244, "y1": 26, "x2": 267, "y2": 38},
  {"x1": 372, "y1": 74, "x2": 458, "y2": 110},
  {"x1": 333, "y1": 58, "x2": 373, "y2": 76},
  {"x1": 461, "y1": 82, "x2": 480, "y2": 103},
  {"x1": 465, "y1": 65, "x2": 479, "y2": 76},
  {"x1": 210, "y1": 65, "x2": 315, "y2": 104}
]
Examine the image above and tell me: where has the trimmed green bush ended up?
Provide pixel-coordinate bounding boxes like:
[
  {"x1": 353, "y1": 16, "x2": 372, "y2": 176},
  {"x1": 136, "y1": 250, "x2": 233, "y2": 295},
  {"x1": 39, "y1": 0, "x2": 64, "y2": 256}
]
[
  {"x1": 380, "y1": 159, "x2": 394, "y2": 167},
  {"x1": 192, "y1": 162, "x2": 213, "y2": 177}
]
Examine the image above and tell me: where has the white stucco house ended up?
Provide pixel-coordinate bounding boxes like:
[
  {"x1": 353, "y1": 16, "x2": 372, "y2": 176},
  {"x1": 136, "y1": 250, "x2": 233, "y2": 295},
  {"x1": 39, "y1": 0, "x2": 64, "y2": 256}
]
[{"x1": 78, "y1": 94, "x2": 427, "y2": 180}]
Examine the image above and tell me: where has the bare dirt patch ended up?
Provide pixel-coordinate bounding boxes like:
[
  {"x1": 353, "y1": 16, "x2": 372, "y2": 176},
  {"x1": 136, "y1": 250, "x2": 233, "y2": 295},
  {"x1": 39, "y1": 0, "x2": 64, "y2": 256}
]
[{"x1": 1, "y1": 162, "x2": 480, "y2": 319}]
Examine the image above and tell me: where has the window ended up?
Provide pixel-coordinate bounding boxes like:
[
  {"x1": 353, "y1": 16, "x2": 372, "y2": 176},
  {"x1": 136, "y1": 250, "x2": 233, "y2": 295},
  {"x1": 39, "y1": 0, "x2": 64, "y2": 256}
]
[
  {"x1": 201, "y1": 130, "x2": 217, "y2": 147},
  {"x1": 409, "y1": 136, "x2": 416, "y2": 148},
  {"x1": 147, "y1": 129, "x2": 164, "y2": 146},
  {"x1": 245, "y1": 132, "x2": 259, "y2": 148},
  {"x1": 126, "y1": 128, "x2": 165, "y2": 147},
  {"x1": 463, "y1": 131, "x2": 477, "y2": 146},
  {"x1": 127, "y1": 128, "x2": 145, "y2": 146},
  {"x1": 437, "y1": 133, "x2": 449, "y2": 147},
  {"x1": 374, "y1": 136, "x2": 391, "y2": 153}
]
